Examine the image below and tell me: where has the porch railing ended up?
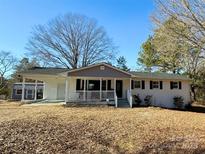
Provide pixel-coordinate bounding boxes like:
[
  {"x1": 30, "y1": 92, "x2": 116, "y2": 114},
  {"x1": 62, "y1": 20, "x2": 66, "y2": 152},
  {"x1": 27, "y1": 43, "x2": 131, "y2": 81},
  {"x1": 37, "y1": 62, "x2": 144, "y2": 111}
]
[
  {"x1": 115, "y1": 93, "x2": 118, "y2": 107},
  {"x1": 127, "y1": 89, "x2": 133, "y2": 108},
  {"x1": 68, "y1": 90, "x2": 115, "y2": 102}
]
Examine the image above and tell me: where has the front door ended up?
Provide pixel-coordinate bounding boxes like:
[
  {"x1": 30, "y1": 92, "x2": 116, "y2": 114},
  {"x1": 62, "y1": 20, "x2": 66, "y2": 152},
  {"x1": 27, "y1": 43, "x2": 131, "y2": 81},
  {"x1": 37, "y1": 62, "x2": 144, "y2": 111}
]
[{"x1": 116, "y1": 80, "x2": 123, "y2": 98}]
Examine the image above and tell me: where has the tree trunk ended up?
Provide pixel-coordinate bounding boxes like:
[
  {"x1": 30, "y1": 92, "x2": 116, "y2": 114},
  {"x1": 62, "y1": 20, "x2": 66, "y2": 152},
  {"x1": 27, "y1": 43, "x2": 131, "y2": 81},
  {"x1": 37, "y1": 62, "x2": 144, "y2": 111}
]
[{"x1": 191, "y1": 85, "x2": 196, "y2": 101}]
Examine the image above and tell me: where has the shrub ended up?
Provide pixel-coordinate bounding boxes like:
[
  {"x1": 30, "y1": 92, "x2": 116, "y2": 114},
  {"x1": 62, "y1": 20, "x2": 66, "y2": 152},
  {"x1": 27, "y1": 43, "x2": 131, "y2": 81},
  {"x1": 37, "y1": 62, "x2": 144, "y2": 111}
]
[
  {"x1": 185, "y1": 103, "x2": 192, "y2": 109},
  {"x1": 0, "y1": 88, "x2": 10, "y2": 99},
  {"x1": 144, "y1": 95, "x2": 152, "y2": 106},
  {"x1": 133, "y1": 94, "x2": 141, "y2": 106},
  {"x1": 173, "y1": 96, "x2": 184, "y2": 108}
]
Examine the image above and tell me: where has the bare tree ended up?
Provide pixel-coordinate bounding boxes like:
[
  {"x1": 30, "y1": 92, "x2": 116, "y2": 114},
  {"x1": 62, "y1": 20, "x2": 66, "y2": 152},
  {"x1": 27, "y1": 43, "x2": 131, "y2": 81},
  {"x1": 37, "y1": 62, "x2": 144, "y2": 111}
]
[
  {"x1": 0, "y1": 51, "x2": 16, "y2": 90},
  {"x1": 26, "y1": 13, "x2": 116, "y2": 69},
  {"x1": 152, "y1": 0, "x2": 205, "y2": 51},
  {"x1": 152, "y1": 0, "x2": 205, "y2": 100}
]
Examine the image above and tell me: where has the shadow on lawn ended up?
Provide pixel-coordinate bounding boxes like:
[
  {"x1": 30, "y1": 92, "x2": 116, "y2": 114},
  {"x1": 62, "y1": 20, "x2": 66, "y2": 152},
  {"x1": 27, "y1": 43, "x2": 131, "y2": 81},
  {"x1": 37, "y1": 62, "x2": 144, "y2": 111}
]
[
  {"x1": 63, "y1": 103, "x2": 115, "y2": 108},
  {"x1": 186, "y1": 105, "x2": 205, "y2": 113},
  {"x1": 160, "y1": 105, "x2": 205, "y2": 114},
  {"x1": 140, "y1": 138, "x2": 205, "y2": 153},
  {"x1": 64, "y1": 102, "x2": 205, "y2": 114},
  {"x1": 133, "y1": 104, "x2": 205, "y2": 114}
]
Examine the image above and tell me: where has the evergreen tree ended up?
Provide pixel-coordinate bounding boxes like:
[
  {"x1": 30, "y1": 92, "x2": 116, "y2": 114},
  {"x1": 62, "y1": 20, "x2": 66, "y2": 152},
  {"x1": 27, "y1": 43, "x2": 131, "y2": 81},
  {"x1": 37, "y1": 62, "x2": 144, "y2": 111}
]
[
  {"x1": 116, "y1": 56, "x2": 130, "y2": 71},
  {"x1": 138, "y1": 36, "x2": 158, "y2": 72}
]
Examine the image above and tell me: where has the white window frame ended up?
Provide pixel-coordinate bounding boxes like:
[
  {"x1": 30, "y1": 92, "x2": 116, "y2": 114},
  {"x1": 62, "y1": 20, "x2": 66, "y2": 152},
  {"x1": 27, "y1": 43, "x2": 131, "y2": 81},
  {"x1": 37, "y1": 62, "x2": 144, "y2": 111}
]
[
  {"x1": 172, "y1": 81, "x2": 179, "y2": 89},
  {"x1": 152, "y1": 81, "x2": 159, "y2": 89},
  {"x1": 134, "y1": 80, "x2": 141, "y2": 89}
]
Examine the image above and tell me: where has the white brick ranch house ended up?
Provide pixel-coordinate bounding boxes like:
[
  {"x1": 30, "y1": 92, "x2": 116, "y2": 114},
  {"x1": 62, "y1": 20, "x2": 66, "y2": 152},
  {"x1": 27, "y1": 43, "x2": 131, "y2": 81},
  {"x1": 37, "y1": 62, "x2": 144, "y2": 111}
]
[{"x1": 16, "y1": 63, "x2": 191, "y2": 108}]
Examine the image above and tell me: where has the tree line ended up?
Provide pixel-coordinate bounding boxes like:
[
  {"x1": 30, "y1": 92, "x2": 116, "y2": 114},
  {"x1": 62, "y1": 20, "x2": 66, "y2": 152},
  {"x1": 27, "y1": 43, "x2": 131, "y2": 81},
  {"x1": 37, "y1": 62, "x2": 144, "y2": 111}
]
[
  {"x1": 2, "y1": 0, "x2": 205, "y2": 102},
  {"x1": 138, "y1": 0, "x2": 205, "y2": 101}
]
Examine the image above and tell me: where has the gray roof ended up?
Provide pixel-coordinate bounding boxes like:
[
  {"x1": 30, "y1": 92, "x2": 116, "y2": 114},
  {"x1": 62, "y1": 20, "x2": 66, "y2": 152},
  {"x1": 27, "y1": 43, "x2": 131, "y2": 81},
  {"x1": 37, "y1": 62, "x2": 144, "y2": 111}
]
[
  {"x1": 19, "y1": 66, "x2": 191, "y2": 81},
  {"x1": 130, "y1": 72, "x2": 190, "y2": 80},
  {"x1": 19, "y1": 67, "x2": 68, "y2": 75}
]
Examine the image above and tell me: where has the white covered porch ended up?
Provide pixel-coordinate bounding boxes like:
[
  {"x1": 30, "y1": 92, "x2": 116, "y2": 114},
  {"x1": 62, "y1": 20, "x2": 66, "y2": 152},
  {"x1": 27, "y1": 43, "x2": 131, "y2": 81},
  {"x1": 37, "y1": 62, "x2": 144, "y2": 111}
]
[
  {"x1": 19, "y1": 63, "x2": 134, "y2": 107},
  {"x1": 64, "y1": 77, "x2": 133, "y2": 107}
]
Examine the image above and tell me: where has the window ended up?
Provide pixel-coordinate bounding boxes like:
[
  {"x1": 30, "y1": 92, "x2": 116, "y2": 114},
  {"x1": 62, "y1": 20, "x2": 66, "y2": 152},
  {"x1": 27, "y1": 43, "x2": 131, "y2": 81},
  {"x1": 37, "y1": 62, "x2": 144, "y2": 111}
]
[
  {"x1": 172, "y1": 82, "x2": 178, "y2": 89},
  {"x1": 171, "y1": 81, "x2": 182, "y2": 89},
  {"x1": 27, "y1": 90, "x2": 33, "y2": 95},
  {"x1": 107, "y1": 80, "x2": 112, "y2": 90},
  {"x1": 102, "y1": 80, "x2": 106, "y2": 90},
  {"x1": 152, "y1": 81, "x2": 159, "y2": 89},
  {"x1": 88, "y1": 80, "x2": 100, "y2": 90},
  {"x1": 16, "y1": 89, "x2": 22, "y2": 95},
  {"x1": 100, "y1": 66, "x2": 105, "y2": 70},
  {"x1": 76, "y1": 79, "x2": 85, "y2": 90},
  {"x1": 76, "y1": 79, "x2": 81, "y2": 90},
  {"x1": 134, "y1": 81, "x2": 141, "y2": 89},
  {"x1": 37, "y1": 89, "x2": 43, "y2": 99}
]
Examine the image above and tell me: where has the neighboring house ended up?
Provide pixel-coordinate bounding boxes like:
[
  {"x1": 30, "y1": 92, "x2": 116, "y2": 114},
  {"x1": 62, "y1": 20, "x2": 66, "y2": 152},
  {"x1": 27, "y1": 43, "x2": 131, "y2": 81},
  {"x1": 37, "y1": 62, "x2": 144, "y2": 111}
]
[
  {"x1": 12, "y1": 83, "x2": 44, "y2": 100},
  {"x1": 18, "y1": 63, "x2": 191, "y2": 108}
]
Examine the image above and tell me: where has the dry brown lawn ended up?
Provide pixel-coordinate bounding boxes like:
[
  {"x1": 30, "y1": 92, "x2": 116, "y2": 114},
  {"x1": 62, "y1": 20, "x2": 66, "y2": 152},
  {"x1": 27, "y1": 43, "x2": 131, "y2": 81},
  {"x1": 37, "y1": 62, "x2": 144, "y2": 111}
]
[{"x1": 0, "y1": 102, "x2": 205, "y2": 153}]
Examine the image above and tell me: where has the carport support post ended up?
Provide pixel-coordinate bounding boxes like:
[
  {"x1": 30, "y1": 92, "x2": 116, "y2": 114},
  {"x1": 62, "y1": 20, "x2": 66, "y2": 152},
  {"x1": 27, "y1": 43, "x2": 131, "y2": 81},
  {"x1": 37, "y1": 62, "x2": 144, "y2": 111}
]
[
  {"x1": 100, "y1": 78, "x2": 102, "y2": 101},
  {"x1": 34, "y1": 80, "x2": 37, "y2": 101},
  {"x1": 21, "y1": 77, "x2": 25, "y2": 101},
  {"x1": 65, "y1": 78, "x2": 68, "y2": 103}
]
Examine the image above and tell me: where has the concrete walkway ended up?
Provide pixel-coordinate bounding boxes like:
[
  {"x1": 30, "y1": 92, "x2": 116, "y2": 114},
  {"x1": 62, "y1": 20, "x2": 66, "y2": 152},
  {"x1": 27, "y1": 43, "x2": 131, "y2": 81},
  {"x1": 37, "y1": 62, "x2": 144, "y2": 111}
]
[{"x1": 22, "y1": 102, "x2": 65, "y2": 106}]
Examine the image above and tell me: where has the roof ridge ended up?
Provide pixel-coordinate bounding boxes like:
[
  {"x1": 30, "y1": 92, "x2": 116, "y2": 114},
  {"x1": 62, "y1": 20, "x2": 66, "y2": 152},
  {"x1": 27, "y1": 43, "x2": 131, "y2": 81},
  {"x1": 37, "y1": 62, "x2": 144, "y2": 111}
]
[{"x1": 31, "y1": 67, "x2": 68, "y2": 69}]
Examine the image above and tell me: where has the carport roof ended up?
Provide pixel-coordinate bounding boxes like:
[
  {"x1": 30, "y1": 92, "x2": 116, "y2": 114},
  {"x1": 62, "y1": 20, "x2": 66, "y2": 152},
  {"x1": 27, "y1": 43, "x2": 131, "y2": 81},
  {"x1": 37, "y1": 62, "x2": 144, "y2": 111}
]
[{"x1": 19, "y1": 67, "x2": 68, "y2": 76}]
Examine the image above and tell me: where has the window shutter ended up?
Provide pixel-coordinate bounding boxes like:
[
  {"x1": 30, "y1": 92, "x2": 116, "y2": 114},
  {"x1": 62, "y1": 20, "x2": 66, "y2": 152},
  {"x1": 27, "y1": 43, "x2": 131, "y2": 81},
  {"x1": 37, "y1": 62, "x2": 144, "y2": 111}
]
[
  {"x1": 82, "y1": 80, "x2": 84, "y2": 90},
  {"x1": 150, "y1": 81, "x2": 153, "y2": 89},
  {"x1": 76, "y1": 79, "x2": 81, "y2": 90},
  {"x1": 160, "y1": 81, "x2": 163, "y2": 89},
  {"x1": 108, "y1": 80, "x2": 111, "y2": 90},
  {"x1": 170, "y1": 81, "x2": 173, "y2": 89},
  {"x1": 141, "y1": 80, "x2": 145, "y2": 89},
  {"x1": 179, "y1": 81, "x2": 182, "y2": 89},
  {"x1": 86, "y1": 80, "x2": 88, "y2": 90},
  {"x1": 131, "y1": 80, "x2": 134, "y2": 89}
]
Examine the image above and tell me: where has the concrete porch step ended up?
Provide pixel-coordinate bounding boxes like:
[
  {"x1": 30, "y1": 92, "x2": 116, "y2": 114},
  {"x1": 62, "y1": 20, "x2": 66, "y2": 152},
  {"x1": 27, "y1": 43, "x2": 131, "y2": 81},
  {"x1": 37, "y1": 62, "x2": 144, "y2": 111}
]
[{"x1": 117, "y1": 99, "x2": 130, "y2": 108}]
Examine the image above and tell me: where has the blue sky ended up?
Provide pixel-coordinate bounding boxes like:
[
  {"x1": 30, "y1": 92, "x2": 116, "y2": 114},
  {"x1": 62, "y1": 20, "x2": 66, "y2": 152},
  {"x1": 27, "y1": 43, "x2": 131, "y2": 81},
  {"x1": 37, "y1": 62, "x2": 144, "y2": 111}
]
[{"x1": 0, "y1": 0, "x2": 154, "y2": 69}]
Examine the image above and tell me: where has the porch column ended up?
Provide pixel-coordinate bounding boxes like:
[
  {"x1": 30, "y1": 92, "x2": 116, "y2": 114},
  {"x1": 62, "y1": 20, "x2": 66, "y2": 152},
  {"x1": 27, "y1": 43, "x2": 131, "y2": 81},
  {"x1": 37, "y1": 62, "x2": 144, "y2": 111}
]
[
  {"x1": 114, "y1": 78, "x2": 116, "y2": 97},
  {"x1": 65, "y1": 78, "x2": 68, "y2": 103},
  {"x1": 21, "y1": 77, "x2": 25, "y2": 101},
  {"x1": 83, "y1": 78, "x2": 86, "y2": 101},
  {"x1": 129, "y1": 78, "x2": 132, "y2": 108},
  {"x1": 34, "y1": 80, "x2": 37, "y2": 100},
  {"x1": 114, "y1": 78, "x2": 117, "y2": 107},
  {"x1": 100, "y1": 78, "x2": 102, "y2": 101},
  {"x1": 129, "y1": 78, "x2": 132, "y2": 93},
  {"x1": 105, "y1": 80, "x2": 107, "y2": 98}
]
